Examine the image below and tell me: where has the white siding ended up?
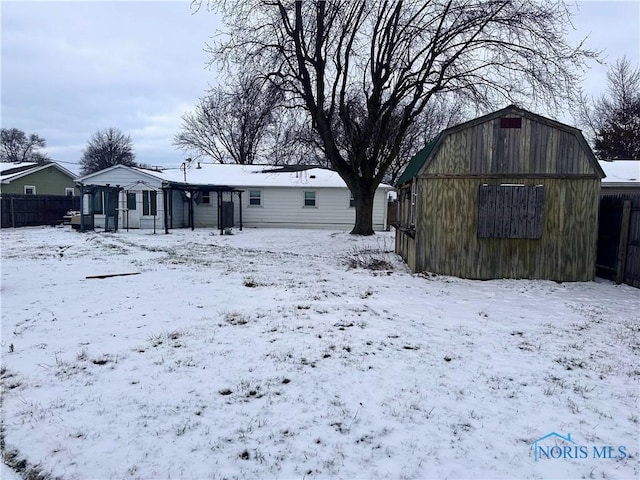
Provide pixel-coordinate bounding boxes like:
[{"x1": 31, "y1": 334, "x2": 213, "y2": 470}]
[
  {"x1": 169, "y1": 190, "x2": 186, "y2": 228},
  {"x1": 80, "y1": 167, "x2": 170, "y2": 231},
  {"x1": 189, "y1": 186, "x2": 389, "y2": 230},
  {"x1": 82, "y1": 167, "x2": 390, "y2": 231}
]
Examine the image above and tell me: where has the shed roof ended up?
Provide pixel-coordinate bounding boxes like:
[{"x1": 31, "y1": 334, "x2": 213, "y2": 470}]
[
  {"x1": 396, "y1": 134, "x2": 442, "y2": 187},
  {"x1": 396, "y1": 105, "x2": 605, "y2": 186}
]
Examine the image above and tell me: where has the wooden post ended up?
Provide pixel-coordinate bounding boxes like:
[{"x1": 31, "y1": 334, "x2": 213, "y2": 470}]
[
  {"x1": 10, "y1": 197, "x2": 15, "y2": 228},
  {"x1": 238, "y1": 191, "x2": 243, "y2": 231},
  {"x1": 163, "y1": 188, "x2": 169, "y2": 234},
  {"x1": 615, "y1": 200, "x2": 632, "y2": 284},
  {"x1": 189, "y1": 191, "x2": 194, "y2": 231},
  {"x1": 218, "y1": 191, "x2": 223, "y2": 235}
]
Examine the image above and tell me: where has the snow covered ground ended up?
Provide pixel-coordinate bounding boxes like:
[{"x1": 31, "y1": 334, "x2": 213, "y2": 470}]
[{"x1": 1, "y1": 226, "x2": 638, "y2": 479}]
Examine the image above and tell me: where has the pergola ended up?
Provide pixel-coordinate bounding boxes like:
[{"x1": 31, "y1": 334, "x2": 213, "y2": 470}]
[
  {"x1": 78, "y1": 183, "x2": 123, "y2": 232},
  {"x1": 161, "y1": 181, "x2": 244, "y2": 235}
]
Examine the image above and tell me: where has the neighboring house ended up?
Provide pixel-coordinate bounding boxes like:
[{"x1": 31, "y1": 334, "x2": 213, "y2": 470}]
[
  {"x1": 395, "y1": 105, "x2": 605, "y2": 281},
  {"x1": 596, "y1": 160, "x2": 640, "y2": 288},
  {"x1": 76, "y1": 164, "x2": 393, "y2": 232},
  {"x1": 598, "y1": 160, "x2": 640, "y2": 194},
  {"x1": 0, "y1": 162, "x2": 78, "y2": 196}
]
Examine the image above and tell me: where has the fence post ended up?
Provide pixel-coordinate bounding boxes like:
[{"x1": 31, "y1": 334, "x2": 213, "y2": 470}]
[
  {"x1": 615, "y1": 200, "x2": 632, "y2": 284},
  {"x1": 10, "y1": 197, "x2": 16, "y2": 228}
]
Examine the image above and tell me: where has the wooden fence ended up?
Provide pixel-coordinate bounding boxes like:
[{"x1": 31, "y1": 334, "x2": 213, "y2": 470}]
[
  {"x1": 1, "y1": 194, "x2": 80, "y2": 228},
  {"x1": 596, "y1": 193, "x2": 640, "y2": 288}
]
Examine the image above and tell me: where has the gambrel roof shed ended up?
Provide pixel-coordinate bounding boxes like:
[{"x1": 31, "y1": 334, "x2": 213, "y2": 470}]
[
  {"x1": 395, "y1": 105, "x2": 604, "y2": 281},
  {"x1": 397, "y1": 105, "x2": 605, "y2": 186}
]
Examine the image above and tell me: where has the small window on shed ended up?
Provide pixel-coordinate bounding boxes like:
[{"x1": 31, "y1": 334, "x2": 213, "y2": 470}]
[
  {"x1": 500, "y1": 117, "x2": 522, "y2": 129},
  {"x1": 477, "y1": 184, "x2": 544, "y2": 239}
]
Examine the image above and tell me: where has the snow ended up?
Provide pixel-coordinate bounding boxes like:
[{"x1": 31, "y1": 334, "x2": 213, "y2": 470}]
[
  {"x1": 136, "y1": 163, "x2": 393, "y2": 190},
  {"x1": 0, "y1": 162, "x2": 39, "y2": 182},
  {"x1": 1, "y1": 226, "x2": 638, "y2": 479},
  {"x1": 599, "y1": 160, "x2": 640, "y2": 184},
  {"x1": 77, "y1": 163, "x2": 393, "y2": 191}
]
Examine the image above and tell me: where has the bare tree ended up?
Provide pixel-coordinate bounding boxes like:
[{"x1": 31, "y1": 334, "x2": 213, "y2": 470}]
[
  {"x1": 386, "y1": 96, "x2": 467, "y2": 185},
  {"x1": 200, "y1": 0, "x2": 596, "y2": 234},
  {"x1": 174, "y1": 74, "x2": 283, "y2": 164},
  {"x1": 576, "y1": 56, "x2": 640, "y2": 159},
  {"x1": 80, "y1": 128, "x2": 136, "y2": 175},
  {"x1": 269, "y1": 108, "x2": 328, "y2": 166},
  {"x1": 0, "y1": 128, "x2": 50, "y2": 164}
]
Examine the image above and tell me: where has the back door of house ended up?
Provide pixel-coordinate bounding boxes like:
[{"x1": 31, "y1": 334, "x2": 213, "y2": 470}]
[{"x1": 125, "y1": 191, "x2": 141, "y2": 228}]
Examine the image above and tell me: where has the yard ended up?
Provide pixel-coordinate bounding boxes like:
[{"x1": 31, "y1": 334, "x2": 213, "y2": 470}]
[{"x1": 1, "y1": 226, "x2": 638, "y2": 479}]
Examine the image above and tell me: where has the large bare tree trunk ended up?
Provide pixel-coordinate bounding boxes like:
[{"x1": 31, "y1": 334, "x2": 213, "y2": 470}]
[
  {"x1": 352, "y1": 192, "x2": 375, "y2": 235},
  {"x1": 347, "y1": 177, "x2": 376, "y2": 235}
]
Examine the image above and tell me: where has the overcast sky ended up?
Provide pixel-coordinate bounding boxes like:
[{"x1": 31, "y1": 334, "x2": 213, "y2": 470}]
[{"x1": 1, "y1": 1, "x2": 639, "y2": 173}]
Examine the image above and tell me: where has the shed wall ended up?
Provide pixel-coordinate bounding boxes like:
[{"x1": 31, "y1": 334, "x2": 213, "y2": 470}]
[{"x1": 414, "y1": 176, "x2": 600, "y2": 280}]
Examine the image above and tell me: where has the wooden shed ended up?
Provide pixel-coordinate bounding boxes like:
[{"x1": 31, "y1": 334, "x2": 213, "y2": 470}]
[{"x1": 395, "y1": 105, "x2": 605, "y2": 281}]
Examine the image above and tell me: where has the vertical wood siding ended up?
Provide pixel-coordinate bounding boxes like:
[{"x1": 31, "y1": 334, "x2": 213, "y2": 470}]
[
  {"x1": 426, "y1": 116, "x2": 595, "y2": 176},
  {"x1": 415, "y1": 177, "x2": 600, "y2": 280}
]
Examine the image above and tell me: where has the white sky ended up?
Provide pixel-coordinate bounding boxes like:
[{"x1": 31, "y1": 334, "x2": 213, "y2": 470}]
[{"x1": 1, "y1": 0, "x2": 639, "y2": 173}]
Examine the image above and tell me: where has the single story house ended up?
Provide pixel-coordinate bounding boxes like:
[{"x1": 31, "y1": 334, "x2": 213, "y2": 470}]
[
  {"x1": 395, "y1": 105, "x2": 605, "y2": 281},
  {"x1": 1, "y1": 161, "x2": 78, "y2": 196},
  {"x1": 75, "y1": 163, "x2": 393, "y2": 232}
]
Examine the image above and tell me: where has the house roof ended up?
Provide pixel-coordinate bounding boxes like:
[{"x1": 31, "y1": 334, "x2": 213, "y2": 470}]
[
  {"x1": 78, "y1": 163, "x2": 394, "y2": 190},
  {"x1": 75, "y1": 164, "x2": 166, "y2": 185},
  {"x1": 598, "y1": 160, "x2": 640, "y2": 184},
  {"x1": 396, "y1": 105, "x2": 605, "y2": 186},
  {"x1": 160, "y1": 164, "x2": 358, "y2": 188},
  {"x1": 1, "y1": 161, "x2": 77, "y2": 183}
]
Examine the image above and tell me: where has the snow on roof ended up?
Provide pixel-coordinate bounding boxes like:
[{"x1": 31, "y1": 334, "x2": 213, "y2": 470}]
[
  {"x1": 153, "y1": 163, "x2": 393, "y2": 189},
  {"x1": 599, "y1": 160, "x2": 640, "y2": 184},
  {"x1": 0, "y1": 162, "x2": 40, "y2": 181}
]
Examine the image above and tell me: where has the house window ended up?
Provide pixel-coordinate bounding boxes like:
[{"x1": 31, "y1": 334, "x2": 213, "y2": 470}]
[
  {"x1": 24, "y1": 185, "x2": 36, "y2": 195},
  {"x1": 127, "y1": 192, "x2": 136, "y2": 210},
  {"x1": 65, "y1": 188, "x2": 74, "y2": 197},
  {"x1": 304, "y1": 191, "x2": 316, "y2": 207},
  {"x1": 349, "y1": 192, "x2": 356, "y2": 208},
  {"x1": 202, "y1": 191, "x2": 210, "y2": 204},
  {"x1": 477, "y1": 184, "x2": 544, "y2": 239},
  {"x1": 142, "y1": 190, "x2": 157, "y2": 216},
  {"x1": 93, "y1": 191, "x2": 104, "y2": 214},
  {"x1": 249, "y1": 190, "x2": 262, "y2": 206}
]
